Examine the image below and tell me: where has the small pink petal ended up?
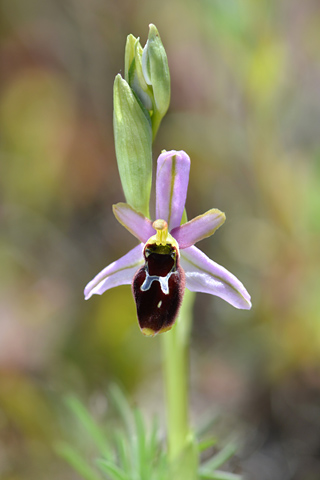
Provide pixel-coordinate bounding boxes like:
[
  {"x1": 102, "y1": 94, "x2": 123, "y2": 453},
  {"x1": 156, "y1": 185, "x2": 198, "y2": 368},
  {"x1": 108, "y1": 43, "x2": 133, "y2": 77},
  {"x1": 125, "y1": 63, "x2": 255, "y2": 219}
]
[
  {"x1": 171, "y1": 209, "x2": 226, "y2": 249},
  {"x1": 155, "y1": 150, "x2": 190, "y2": 230},
  {"x1": 113, "y1": 203, "x2": 155, "y2": 243},
  {"x1": 84, "y1": 244, "x2": 144, "y2": 300},
  {"x1": 180, "y1": 246, "x2": 251, "y2": 309}
]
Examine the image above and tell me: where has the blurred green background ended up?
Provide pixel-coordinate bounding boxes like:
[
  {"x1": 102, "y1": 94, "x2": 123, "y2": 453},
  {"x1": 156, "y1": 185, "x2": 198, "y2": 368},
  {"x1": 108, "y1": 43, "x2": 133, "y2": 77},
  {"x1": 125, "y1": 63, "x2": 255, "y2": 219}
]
[{"x1": 1, "y1": 0, "x2": 320, "y2": 479}]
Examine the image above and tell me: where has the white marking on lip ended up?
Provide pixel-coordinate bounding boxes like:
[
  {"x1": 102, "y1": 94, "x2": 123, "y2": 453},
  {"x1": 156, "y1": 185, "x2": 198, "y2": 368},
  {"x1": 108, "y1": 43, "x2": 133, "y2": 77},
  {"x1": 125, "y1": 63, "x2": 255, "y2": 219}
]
[
  {"x1": 157, "y1": 301, "x2": 162, "y2": 308},
  {"x1": 140, "y1": 272, "x2": 171, "y2": 295}
]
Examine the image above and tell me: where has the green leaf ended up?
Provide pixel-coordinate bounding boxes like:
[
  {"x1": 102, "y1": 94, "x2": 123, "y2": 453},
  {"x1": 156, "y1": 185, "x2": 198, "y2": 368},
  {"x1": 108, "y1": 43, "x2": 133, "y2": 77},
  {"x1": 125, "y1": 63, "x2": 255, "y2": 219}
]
[
  {"x1": 65, "y1": 396, "x2": 111, "y2": 459},
  {"x1": 56, "y1": 442, "x2": 103, "y2": 480},
  {"x1": 114, "y1": 430, "x2": 131, "y2": 475},
  {"x1": 198, "y1": 437, "x2": 218, "y2": 453},
  {"x1": 200, "y1": 443, "x2": 238, "y2": 471},
  {"x1": 108, "y1": 385, "x2": 133, "y2": 434},
  {"x1": 133, "y1": 408, "x2": 145, "y2": 475},
  {"x1": 96, "y1": 459, "x2": 128, "y2": 480},
  {"x1": 149, "y1": 415, "x2": 160, "y2": 456},
  {"x1": 113, "y1": 74, "x2": 152, "y2": 217},
  {"x1": 195, "y1": 414, "x2": 219, "y2": 438},
  {"x1": 199, "y1": 470, "x2": 242, "y2": 480}
]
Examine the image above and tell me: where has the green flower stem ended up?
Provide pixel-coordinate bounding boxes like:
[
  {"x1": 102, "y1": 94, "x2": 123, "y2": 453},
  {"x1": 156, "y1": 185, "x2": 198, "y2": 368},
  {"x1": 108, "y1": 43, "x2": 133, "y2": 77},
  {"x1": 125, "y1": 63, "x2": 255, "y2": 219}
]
[{"x1": 161, "y1": 289, "x2": 198, "y2": 479}]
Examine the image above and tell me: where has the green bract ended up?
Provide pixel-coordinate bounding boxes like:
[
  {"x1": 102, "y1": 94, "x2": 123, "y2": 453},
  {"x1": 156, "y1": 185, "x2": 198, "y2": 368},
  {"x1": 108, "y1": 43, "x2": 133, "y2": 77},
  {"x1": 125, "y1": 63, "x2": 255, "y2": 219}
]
[{"x1": 113, "y1": 74, "x2": 152, "y2": 217}]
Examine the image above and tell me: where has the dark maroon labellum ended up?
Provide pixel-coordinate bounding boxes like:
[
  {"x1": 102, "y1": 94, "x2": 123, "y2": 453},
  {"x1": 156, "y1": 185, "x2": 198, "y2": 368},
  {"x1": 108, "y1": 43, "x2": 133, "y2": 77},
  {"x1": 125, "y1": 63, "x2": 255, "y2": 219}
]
[{"x1": 132, "y1": 243, "x2": 185, "y2": 336}]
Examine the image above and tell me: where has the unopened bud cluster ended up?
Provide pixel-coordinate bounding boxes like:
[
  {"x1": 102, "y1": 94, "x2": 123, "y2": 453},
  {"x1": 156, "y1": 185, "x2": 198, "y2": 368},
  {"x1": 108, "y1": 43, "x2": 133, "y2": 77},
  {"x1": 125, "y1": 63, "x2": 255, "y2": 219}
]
[{"x1": 113, "y1": 25, "x2": 170, "y2": 218}]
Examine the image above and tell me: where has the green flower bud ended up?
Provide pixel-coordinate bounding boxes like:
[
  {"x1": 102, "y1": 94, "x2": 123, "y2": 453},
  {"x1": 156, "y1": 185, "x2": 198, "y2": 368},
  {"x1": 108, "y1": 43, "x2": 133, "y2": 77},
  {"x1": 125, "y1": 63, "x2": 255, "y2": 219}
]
[
  {"x1": 113, "y1": 74, "x2": 152, "y2": 217},
  {"x1": 124, "y1": 34, "x2": 136, "y2": 83},
  {"x1": 124, "y1": 25, "x2": 170, "y2": 139},
  {"x1": 128, "y1": 38, "x2": 153, "y2": 111},
  {"x1": 142, "y1": 24, "x2": 170, "y2": 136},
  {"x1": 125, "y1": 35, "x2": 153, "y2": 112}
]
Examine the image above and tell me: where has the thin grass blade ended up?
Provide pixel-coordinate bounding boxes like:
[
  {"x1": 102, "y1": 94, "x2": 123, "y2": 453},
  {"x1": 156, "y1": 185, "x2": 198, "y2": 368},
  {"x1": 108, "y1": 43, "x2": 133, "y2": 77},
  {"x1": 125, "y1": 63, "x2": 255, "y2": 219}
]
[
  {"x1": 133, "y1": 408, "x2": 147, "y2": 478},
  {"x1": 198, "y1": 437, "x2": 218, "y2": 453},
  {"x1": 114, "y1": 430, "x2": 131, "y2": 475},
  {"x1": 96, "y1": 459, "x2": 128, "y2": 480},
  {"x1": 56, "y1": 442, "x2": 103, "y2": 480},
  {"x1": 149, "y1": 415, "x2": 160, "y2": 456},
  {"x1": 196, "y1": 414, "x2": 219, "y2": 438},
  {"x1": 199, "y1": 470, "x2": 242, "y2": 480},
  {"x1": 65, "y1": 396, "x2": 111, "y2": 459},
  {"x1": 200, "y1": 443, "x2": 238, "y2": 471},
  {"x1": 108, "y1": 385, "x2": 133, "y2": 434}
]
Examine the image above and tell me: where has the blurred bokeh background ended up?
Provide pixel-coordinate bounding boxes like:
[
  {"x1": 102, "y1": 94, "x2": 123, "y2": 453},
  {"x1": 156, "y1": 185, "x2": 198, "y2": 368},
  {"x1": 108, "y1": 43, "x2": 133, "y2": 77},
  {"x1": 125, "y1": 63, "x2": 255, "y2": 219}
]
[{"x1": 1, "y1": 0, "x2": 320, "y2": 478}]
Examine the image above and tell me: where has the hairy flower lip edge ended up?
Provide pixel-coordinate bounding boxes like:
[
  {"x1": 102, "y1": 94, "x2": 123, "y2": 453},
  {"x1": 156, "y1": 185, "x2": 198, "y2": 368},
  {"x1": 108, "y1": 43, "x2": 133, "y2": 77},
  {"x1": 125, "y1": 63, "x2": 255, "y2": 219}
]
[{"x1": 132, "y1": 236, "x2": 185, "y2": 336}]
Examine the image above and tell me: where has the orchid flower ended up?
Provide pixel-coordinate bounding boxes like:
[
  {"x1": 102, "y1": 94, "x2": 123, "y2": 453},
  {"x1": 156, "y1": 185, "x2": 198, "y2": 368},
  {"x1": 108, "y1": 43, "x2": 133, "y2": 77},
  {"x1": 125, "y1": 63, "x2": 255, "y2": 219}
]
[{"x1": 84, "y1": 150, "x2": 251, "y2": 336}]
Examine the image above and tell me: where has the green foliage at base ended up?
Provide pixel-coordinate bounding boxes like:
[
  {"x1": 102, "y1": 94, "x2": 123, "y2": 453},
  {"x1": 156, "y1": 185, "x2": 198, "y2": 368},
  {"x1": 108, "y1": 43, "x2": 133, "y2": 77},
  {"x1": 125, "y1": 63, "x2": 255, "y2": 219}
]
[{"x1": 57, "y1": 386, "x2": 242, "y2": 480}]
